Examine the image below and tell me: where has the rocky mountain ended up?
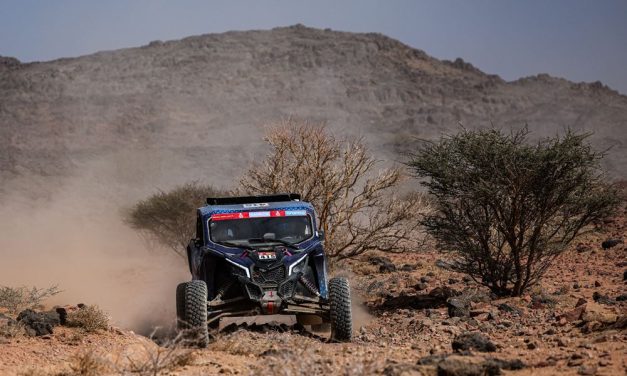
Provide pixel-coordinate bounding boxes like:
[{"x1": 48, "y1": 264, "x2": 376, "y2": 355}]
[{"x1": 1, "y1": 24, "x2": 626, "y2": 193}]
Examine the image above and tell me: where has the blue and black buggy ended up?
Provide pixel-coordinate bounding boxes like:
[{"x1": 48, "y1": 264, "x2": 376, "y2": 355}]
[{"x1": 176, "y1": 193, "x2": 353, "y2": 346}]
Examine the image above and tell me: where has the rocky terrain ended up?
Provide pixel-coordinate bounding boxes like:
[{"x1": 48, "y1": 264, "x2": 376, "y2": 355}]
[
  {"x1": 1, "y1": 24, "x2": 627, "y2": 198},
  {"x1": 1, "y1": 189, "x2": 625, "y2": 375}
]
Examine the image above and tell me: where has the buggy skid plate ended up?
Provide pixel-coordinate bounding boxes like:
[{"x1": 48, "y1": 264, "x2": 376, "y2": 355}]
[{"x1": 218, "y1": 314, "x2": 297, "y2": 331}]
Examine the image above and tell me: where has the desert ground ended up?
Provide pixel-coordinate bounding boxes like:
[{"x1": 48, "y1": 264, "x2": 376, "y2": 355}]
[{"x1": 1, "y1": 189, "x2": 624, "y2": 376}]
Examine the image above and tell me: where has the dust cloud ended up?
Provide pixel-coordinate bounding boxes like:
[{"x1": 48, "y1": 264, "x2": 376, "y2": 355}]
[{"x1": 0, "y1": 151, "x2": 191, "y2": 334}]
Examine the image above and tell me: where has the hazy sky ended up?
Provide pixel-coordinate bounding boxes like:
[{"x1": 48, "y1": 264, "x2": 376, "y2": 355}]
[{"x1": 1, "y1": 0, "x2": 626, "y2": 94}]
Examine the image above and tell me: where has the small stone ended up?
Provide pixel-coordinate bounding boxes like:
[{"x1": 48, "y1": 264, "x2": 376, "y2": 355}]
[
  {"x1": 399, "y1": 264, "x2": 416, "y2": 272},
  {"x1": 576, "y1": 243, "x2": 592, "y2": 253},
  {"x1": 420, "y1": 276, "x2": 431, "y2": 283},
  {"x1": 573, "y1": 283, "x2": 580, "y2": 289},
  {"x1": 497, "y1": 303, "x2": 522, "y2": 315},
  {"x1": 447, "y1": 298, "x2": 470, "y2": 318},
  {"x1": 451, "y1": 332, "x2": 497, "y2": 352},
  {"x1": 527, "y1": 342, "x2": 537, "y2": 350},
  {"x1": 576, "y1": 298, "x2": 587, "y2": 307},
  {"x1": 413, "y1": 282, "x2": 428, "y2": 291},
  {"x1": 578, "y1": 365, "x2": 598, "y2": 375},
  {"x1": 557, "y1": 337, "x2": 569, "y2": 347},
  {"x1": 598, "y1": 359, "x2": 610, "y2": 367},
  {"x1": 601, "y1": 239, "x2": 622, "y2": 249},
  {"x1": 568, "y1": 358, "x2": 585, "y2": 367},
  {"x1": 594, "y1": 281, "x2": 601, "y2": 287},
  {"x1": 582, "y1": 302, "x2": 618, "y2": 324}
]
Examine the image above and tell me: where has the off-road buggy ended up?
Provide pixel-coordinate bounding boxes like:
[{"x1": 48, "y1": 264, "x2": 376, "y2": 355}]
[{"x1": 176, "y1": 193, "x2": 352, "y2": 346}]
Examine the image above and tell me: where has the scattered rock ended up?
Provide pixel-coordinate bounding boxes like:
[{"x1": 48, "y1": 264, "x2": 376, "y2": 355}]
[
  {"x1": 601, "y1": 239, "x2": 622, "y2": 249},
  {"x1": 616, "y1": 294, "x2": 627, "y2": 301},
  {"x1": 447, "y1": 298, "x2": 470, "y2": 318},
  {"x1": 497, "y1": 303, "x2": 522, "y2": 315},
  {"x1": 576, "y1": 243, "x2": 593, "y2": 253},
  {"x1": 16, "y1": 309, "x2": 60, "y2": 337},
  {"x1": 462, "y1": 276, "x2": 473, "y2": 283},
  {"x1": 435, "y1": 259, "x2": 455, "y2": 270},
  {"x1": 369, "y1": 256, "x2": 396, "y2": 273},
  {"x1": 436, "y1": 357, "x2": 486, "y2": 376},
  {"x1": 609, "y1": 315, "x2": 627, "y2": 329},
  {"x1": 581, "y1": 303, "x2": 618, "y2": 324},
  {"x1": 592, "y1": 292, "x2": 614, "y2": 305},
  {"x1": 452, "y1": 332, "x2": 497, "y2": 352},
  {"x1": 527, "y1": 342, "x2": 537, "y2": 350},
  {"x1": 55, "y1": 305, "x2": 82, "y2": 325},
  {"x1": 594, "y1": 280, "x2": 601, "y2": 287},
  {"x1": 399, "y1": 264, "x2": 416, "y2": 272},
  {"x1": 420, "y1": 276, "x2": 431, "y2": 283},
  {"x1": 567, "y1": 353, "x2": 585, "y2": 367},
  {"x1": 379, "y1": 264, "x2": 396, "y2": 273},
  {"x1": 448, "y1": 278, "x2": 459, "y2": 284},
  {"x1": 428, "y1": 286, "x2": 460, "y2": 300},
  {"x1": 559, "y1": 305, "x2": 586, "y2": 322},
  {"x1": 578, "y1": 365, "x2": 598, "y2": 375},
  {"x1": 413, "y1": 282, "x2": 428, "y2": 291},
  {"x1": 418, "y1": 354, "x2": 524, "y2": 376},
  {"x1": 576, "y1": 298, "x2": 587, "y2": 307}
]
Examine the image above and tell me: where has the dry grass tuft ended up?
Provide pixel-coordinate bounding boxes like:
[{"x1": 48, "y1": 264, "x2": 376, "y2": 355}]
[
  {"x1": 113, "y1": 331, "x2": 196, "y2": 376},
  {"x1": 66, "y1": 305, "x2": 109, "y2": 333},
  {"x1": 66, "y1": 350, "x2": 110, "y2": 376}
]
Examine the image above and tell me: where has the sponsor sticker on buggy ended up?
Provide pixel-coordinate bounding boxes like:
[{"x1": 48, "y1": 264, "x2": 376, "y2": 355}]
[
  {"x1": 211, "y1": 210, "x2": 308, "y2": 221},
  {"x1": 258, "y1": 252, "x2": 276, "y2": 260}
]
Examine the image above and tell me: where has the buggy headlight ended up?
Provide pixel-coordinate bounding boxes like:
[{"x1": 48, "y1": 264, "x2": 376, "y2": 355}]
[
  {"x1": 288, "y1": 255, "x2": 308, "y2": 276},
  {"x1": 225, "y1": 258, "x2": 251, "y2": 278}
]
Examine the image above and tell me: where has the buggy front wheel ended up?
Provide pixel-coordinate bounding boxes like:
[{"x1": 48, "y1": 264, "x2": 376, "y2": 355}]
[
  {"x1": 176, "y1": 280, "x2": 209, "y2": 347},
  {"x1": 328, "y1": 277, "x2": 352, "y2": 342}
]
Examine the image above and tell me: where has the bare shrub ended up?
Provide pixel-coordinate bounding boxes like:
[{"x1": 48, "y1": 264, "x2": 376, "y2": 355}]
[
  {"x1": 66, "y1": 305, "x2": 109, "y2": 332},
  {"x1": 125, "y1": 181, "x2": 226, "y2": 258},
  {"x1": 0, "y1": 285, "x2": 61, "y2": 315},
  {"x1": 239, "y1": 119, "x2": 431, "y2": 260},
  {"x1": 409, "y1": 128, "x2": 618, "y2": 296}
]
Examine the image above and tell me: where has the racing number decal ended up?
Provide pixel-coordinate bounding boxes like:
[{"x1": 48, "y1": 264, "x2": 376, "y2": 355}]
[{"x1": 258, "y1": 252, "x2": 277, "y2": 260}]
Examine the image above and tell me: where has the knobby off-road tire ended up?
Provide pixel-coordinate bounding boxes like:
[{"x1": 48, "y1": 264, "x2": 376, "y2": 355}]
[
  {"x1": 176, "y1": 283, "x2": 187, "y2": 329},
  {"x1": 329, "y1": 277, "x2": 353, "y2": 342},
  {"x1": 176, "y1": 280, "x2": 209, "y2": 348}
]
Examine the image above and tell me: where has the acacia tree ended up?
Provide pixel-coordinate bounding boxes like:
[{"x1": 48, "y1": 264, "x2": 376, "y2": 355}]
[
  {"x1": 125, "y1": 182, "x2": 225, "y2": 258},
  {"x1": 239, "y1": 119, "x2": 430, "y2": 260},
  {"x1": 409, "y1": 128, "x2": 618, "y2": 296}
]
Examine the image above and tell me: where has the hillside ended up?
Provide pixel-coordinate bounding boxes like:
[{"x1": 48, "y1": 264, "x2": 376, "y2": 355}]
[{"x1": 1, "y1": 24, "x2": 626, "y2": 195}]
